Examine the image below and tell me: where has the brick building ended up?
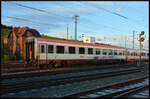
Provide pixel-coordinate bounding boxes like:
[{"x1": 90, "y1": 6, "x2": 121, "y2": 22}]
[{"x1": 7, "y1": 27, "x2": 41, "y2": 59}]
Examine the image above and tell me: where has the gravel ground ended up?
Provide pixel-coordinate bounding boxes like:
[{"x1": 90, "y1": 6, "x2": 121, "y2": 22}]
[
  {"x1": 2, "y1": 66, "x2": 138, "y2": 85},
  {"x1": 2, "y1": 71, "x2": 148, "y2": 98}
]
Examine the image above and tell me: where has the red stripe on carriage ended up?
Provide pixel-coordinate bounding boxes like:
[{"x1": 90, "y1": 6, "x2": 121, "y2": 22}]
[
  {"x1": 39, "y1": 59, "x2": 95, "y2": 61},
  {"x1": 39, "y1": 58, "x2": 127, "y2": 62}
]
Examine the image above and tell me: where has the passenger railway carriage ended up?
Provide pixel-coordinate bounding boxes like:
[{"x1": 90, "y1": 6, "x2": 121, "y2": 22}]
[{"x1": 25, "y1": 37, "x2": 149, "y2": 67}]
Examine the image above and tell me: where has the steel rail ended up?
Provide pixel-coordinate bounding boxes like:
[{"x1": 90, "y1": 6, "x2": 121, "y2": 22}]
[
  {"x1": 112, "y1": 85, "x2": 149, "y2": 98},
  {"x1": 63, "y1": 76, "x2": 148, "y2": 98},
  {"x1": 1, "y1": 69, "x2": 141, "y2": 94},
  {"x1": 2, "y1": 63, "x2": 138, "y2": 80}
]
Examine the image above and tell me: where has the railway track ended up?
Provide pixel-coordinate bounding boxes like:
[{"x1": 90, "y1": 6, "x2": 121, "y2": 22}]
[
  {"x1": 128, "y1": 89, "x2": 149, "y2": 98},
  {"x1": 2, "y1": 63, "x2": 144, "y2": 80},
  {"x1": 63, "y1": 77, "x2": 149, "y2": 98},
  {"x1": 2, "y1": 61, "x2": 139, "y2": 74},
  {"x1": 1, "y1": 68, "x2": 142, "y2": 94},
  {"x1": 2, "y1": 74, "x2": 148, "y2": 98}
]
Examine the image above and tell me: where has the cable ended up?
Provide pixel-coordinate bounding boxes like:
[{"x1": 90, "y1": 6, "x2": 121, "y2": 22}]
[
  {"x1": 7, "y1": 2, "x2": 126, "y2": 33},
  {"x1": 89, "y1": 4, "x2": 146, "y2": 27},
  {"x1": 10, "y1": 2, "x2": 73, "y2": 20},
  {"x1": 7, "y1": 16, "x2": 62, "y2": 28}
]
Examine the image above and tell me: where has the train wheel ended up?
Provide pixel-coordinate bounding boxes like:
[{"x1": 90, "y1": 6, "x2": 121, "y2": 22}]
[
  {"x1": 48, "y1": 61, "x2": 54, "y2": 68},
  {"x1": 61, "y1": 61, "x2": 67, "y2": 67},
  {"x1": 47, "y1": 61, "x2": 55, "y2": 68},
  {"x1": 54, "y1": 61, "x2": 60, "y2": 68}
]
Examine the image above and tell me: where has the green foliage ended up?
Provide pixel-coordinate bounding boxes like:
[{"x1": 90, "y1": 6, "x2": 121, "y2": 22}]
[
  {"x1": 1, "y1": 24, "x2": 16, "y2": 62},
  {"x1": 1, "y1": 24, "x2": 13, "y2": 37},
  {"x1": 41, "y1": 34, "x2": 83, "y2": 42},
  {"x1": 1, "y1": 44, "x2": 15, "y2": 62},
  {"x1": 2, "y1": 55, "x2": 15, "y2": 62}
]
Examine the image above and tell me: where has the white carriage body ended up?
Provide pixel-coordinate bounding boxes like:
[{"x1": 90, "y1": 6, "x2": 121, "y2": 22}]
[{"x1": 25, "y1": 37, "x2": 149, "y2": 63}]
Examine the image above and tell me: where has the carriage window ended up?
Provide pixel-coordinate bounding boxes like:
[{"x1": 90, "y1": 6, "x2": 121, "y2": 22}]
[
  {"x1": 96, "y1": 49, "x2": 101, "y2": 55},
  {"x1": 135, "y1": 53, "x2": 137, "y2": 56},
  {"x1": 119, "y1": 51, "x2": 123, "y2": 55},
  {"x1": 114, "y1": 50, "x2": 118, "y2": 55},
  {"x1": 127, "y1": 51, "x2": 130, "y2": 55},
  {"x1": 141, "y1": 53, "x2": 144, "y2": 56},
  {"x1": 79, "y1": 47, "x2": 85, "y2": 54},
  {"x1": 123, "y1": 51, "x2": 126, "y2": 55},
  {"x1": 56, "y1": 46, "x2": 64, "y2": 53},
  {"x1": 41, "y1": 45, "x2": 45, "y2": 53},
  {"x1": 48, "y1": 45, "x2": 53, "y2": 53},
  {"x1": 69, "y1": 47, "x2": 75, "y2": 54},
  {"x1": 129, "y1": 52, "x2": 131, "y2": 56},
  {"x1": 103, "y1": 49, "x2": 107, "y2": 55},
  {"x1": 134, "y1": 52, "x2": 137, "y2": 56},
  {"x1": 108, "y1": 49, "x2": 113, "y2": 55},
  {"x1": 88, "y1": 48, "x2": 93, "y2": 54}
]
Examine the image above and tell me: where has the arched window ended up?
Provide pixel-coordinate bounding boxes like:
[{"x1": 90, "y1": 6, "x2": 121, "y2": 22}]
[
  {"x1": 26, "y1": 31, "x2": 30, "y2": 37},
  {"x1": 17, "y1": 37, "x2": 20, "y2": 51}
]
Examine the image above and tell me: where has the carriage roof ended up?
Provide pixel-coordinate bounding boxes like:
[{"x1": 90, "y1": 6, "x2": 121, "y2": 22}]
[{"x1": 36, "y1": 37, "x2": 148, "y2": 52}]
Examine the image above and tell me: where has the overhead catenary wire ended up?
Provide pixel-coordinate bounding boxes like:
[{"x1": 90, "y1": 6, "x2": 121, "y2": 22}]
[
  {"x1": 7, "y1": 16, "x2": 62, "y2": 28},
  {"x1": 94, "y1": 6, "x2": 146, "y2": 27},
  {"x1": 10, "y1": 2, "x2": 72, "y2": 20},
  {"x1": 9, "y1": 2, "x2": 126, "y2": 33},
  {"x1": 7, "y1": 2, "x2": 147, "y2": 28},
  {"x1": 5, "y1": 2, "x2": 148, "y2": 49}
]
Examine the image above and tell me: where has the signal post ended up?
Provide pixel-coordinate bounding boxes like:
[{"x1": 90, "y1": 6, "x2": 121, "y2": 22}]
[{"x1": 138, "y1": 31, "x2": 145, "y2": 71}]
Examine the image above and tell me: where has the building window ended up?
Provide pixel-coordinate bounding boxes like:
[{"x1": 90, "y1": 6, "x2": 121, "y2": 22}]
[
  {"x1": 79, "y1": 47, "x2": 85, "y2": 54},
  {"x1": 48, "y1": 45, "x2": 53, "y2": 53},
  {"x1": 17, "y1": 38, "x2": 20, "y2": 51},
  {"x1": 96, "y1": 48, "x2": 101, "y2": 55},
  {"x1": 69, "y1": 47, "x2": 75, "y2": 54},
  {"x1": 88, "y1": 48, "x2": 93, "y2": 54},
  {"x1": 56, "y1": 46, "x2": 64, "y2": 54},
  {"x1": 26, "y1": 31, "x2": 30, "y2": 37},
  {"x1": 41, "y1": 45, "x2": 45, "y2": 53}
]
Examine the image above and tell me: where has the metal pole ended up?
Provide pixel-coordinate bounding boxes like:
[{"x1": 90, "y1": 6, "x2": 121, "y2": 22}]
[
  {"x1": 133, "y1": 31, "x2": 135, "y2": 49},
  {"x1": 74, "y1": 15, "x2": 79, "y2": 40},
  {"x1": 125, "y1": 36, "x2": 126, "y2": 48},
  {"x1": 67, "y1": 24, "x2": 68, "y2": 40},
  {"x1": 125, "y1": 36, "x2": 128, "y2": 62},
  {"x1": 139, "y1": 40, "x2": 142, "y2": 67}
]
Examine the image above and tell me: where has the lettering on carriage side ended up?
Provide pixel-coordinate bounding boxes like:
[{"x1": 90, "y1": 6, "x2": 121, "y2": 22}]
[{"x1": 80, "y1": 56, "x2": 84, "y2": 58}]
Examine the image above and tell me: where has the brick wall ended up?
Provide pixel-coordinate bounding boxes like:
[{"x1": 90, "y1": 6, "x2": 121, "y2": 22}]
[{"x1": 7, "y1": 27, "x2": 40, "y2": 59}]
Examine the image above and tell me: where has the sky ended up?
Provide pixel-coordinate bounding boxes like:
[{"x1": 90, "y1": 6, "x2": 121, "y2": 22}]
[{"x1": 2, "y1": 1, "x2": 149, "y2": 50}]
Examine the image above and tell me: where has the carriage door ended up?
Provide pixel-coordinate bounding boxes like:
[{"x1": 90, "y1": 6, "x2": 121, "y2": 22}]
[
  {"x1": 39, "y1": 44, "x2": 47, "y2": 61},
  {"x1": 26, "y1": 41, "x2": 34, "y2": 60}
]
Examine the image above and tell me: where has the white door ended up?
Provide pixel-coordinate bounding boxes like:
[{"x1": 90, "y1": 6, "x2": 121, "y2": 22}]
[{"x1": 39, "y1": 44, "x2": 47, "y2": 60}]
